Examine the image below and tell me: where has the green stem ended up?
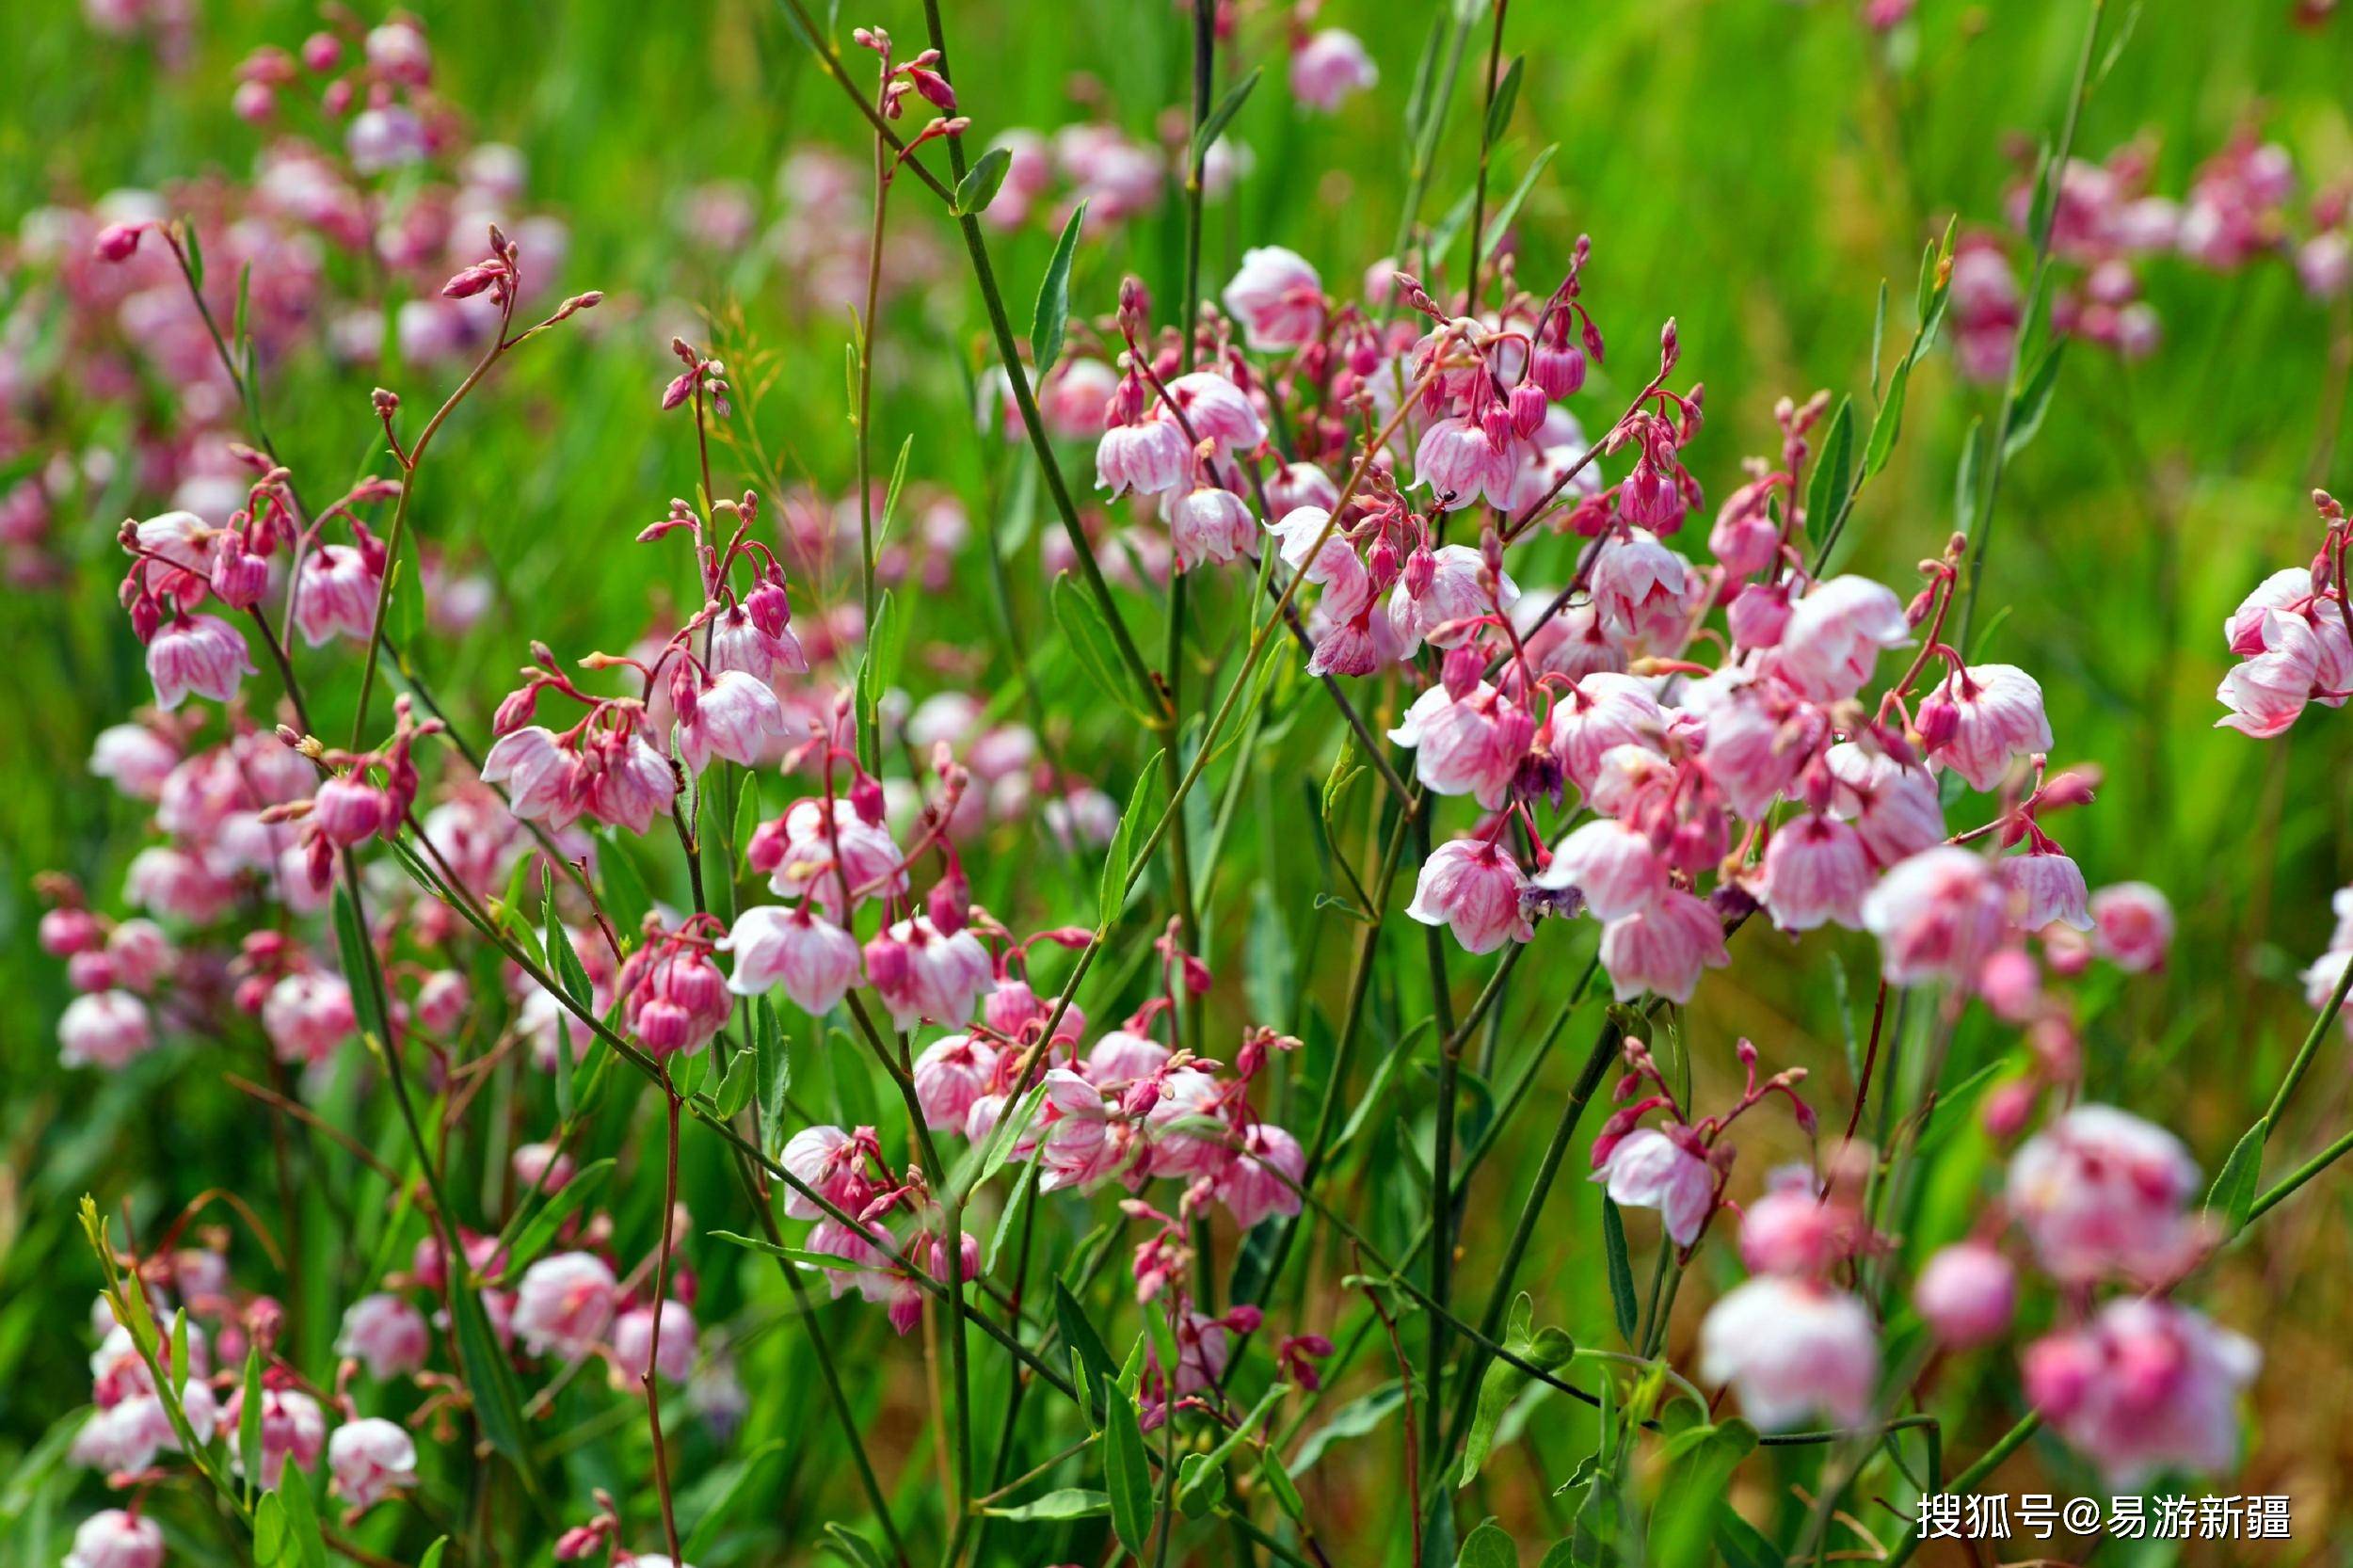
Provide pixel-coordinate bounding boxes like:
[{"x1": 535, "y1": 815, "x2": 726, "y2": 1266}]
[{"x1": 1954, "y1": 0, "x2": 2105, "y2": 652}]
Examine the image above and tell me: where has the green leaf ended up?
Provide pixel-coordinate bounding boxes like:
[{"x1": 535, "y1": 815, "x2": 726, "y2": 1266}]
[
  {"x1": 755, "y1": 998, "x2": 792, "y2": 1157},
  {"x1": 1258, "y1": 1448, "x2": 1307, "y2": 1523},
  {"x1": 1054, "y1": 1282, "x2": 1124, "y2": 1407},
  {"x1": 1954, "y1": 416, "x2": 1986, "y2": 540},
  {"x1": 1176, "y1": 1450, "x2": 1225, "y2": 1517},
  {"x1": 952, "y1": 146, "x2": 1013, "y2": 216},
  {"x1": 819, "y1": 1524, "x2": 890, "y2": 1568},
  {"x1": 1461, "y1": 1296, "x2": 1574, "y2": 1485},
  {"x1": 330, "y1": 887, "x2": 392, "y2": 1048},
  {"x1": 682, "y1": 1440, "x2": 788, "y2": 1561},
  {"x1": 168, "y1": 1310, "x2": 189, "y2": 1400},
  {"x1": 1289, "y1": 1382, "x2": 1404, "y2": 1476},
  {"x1": 713, "y1": 1048, "x2": 758, "y2": 1119},
  {"x1": 1192, "y1": 67, "x2": 1262, "y2": 165},
  {"x1": 1457, "y1": 1518, "x2": 1518, "y2": 1568},
  {"x1": 2206, "y1": 1118, "x2": 2266, "y2": 1233},
  {"x1": 1861, "y1": 353, "x2": 1913, "y2": 484},
  {"x1": 1097, "y1": 751, "x2": 1165, "y2": 925},
  {"x1": 1480, "y1": 142, "x2": 1559, "y2": 255},
  {"x1": 707, "y1": 1231, "x2": 881, "y2": 1272},
  {"x1": 984, "y1": 1160, "x2": 1037, "y2": 1274},
  {"x1": 1648, "y1": 1421, "x2": 1759, "y2": 1568},
  {"x1": 236, "y1": 1343, "x2": 264, "y2": 1500},
  {"x1": 984, "y1": 1487, "x2": 1111, "y2": 1521},
  {"x1": 1868, "y1": 280, "x2": 1888, "y2": 400},
  {"x1": 1052, "y1": 571, "x2": 1150, "y2": 721},
  {"x1": 417, "y1": 1539, "x2": 449, "y2": 1568},
  {"x1": 1482, "y1": 56, "x2": 1525, "y2": 148},
  {"x1": 1031, "y1": 200, "x2": 1088, "y2": 381},
  {"x1": 1600, "y1": 1200, "x2": 1639, "y2": 1345},
  {"x1": 449, "y1": 1285, "x2": 535, "y2": 1484},
  {"x1": 1801, "y1": 395, "x2": 1855, "y2": 554},
  {"x1": 1103, "y1": 1384, "x2": 1154, "y2": 1559},
  {"x1": 500, "y1": 1159, "x2": 616, "y2": 1274},
  {"x1": 1711, "y1": 1506, "x2": 1780, "y2": 1568},
  {"x1": 274, "y1": 1466, "x2": 328, "y2": 1568},
  {"x1": 2002, "y1": 340, "x2": 2067, "y2": 460}
]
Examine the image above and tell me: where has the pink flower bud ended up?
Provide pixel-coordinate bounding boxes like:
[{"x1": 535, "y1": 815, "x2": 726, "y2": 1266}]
[
  {"x1": 94, "y1": 221, "x2": 146, "y2": 263},
  {"x1": 1913, "y1": 1241, "x2": 2016, "y2": 1347}
]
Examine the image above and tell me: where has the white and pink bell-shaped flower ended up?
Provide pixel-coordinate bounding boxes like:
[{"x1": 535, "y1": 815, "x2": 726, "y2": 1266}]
[
  {"x1": 1699, "y1": 1275, "x2": 1880, "y2": 1431},
  {"x1": 511, "y1": 1252, "x2": 618, "y2": 1359},
  {"x1": 1407, "y1": 837, "x2": 1532, "y2": 954},
  {"x1": 720, "y1": 904, "x2": 861, "y2": 1015},
  {"x1": 327, "y1": 1416, "x2": 417, "y2": 1511}
]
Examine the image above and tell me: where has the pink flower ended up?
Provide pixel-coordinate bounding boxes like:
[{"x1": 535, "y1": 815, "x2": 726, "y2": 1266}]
[
  {"x1": 1268, "y1": 506, "x2": 1374, "y2": 622},
  {"x1": 1289, "y1": 28, "x2": 1378, "y2": 112},
  {"x1": 582, "y1": 728, "x2": 678, "y2": 835},
  {"x1": 807, "y1": 1216, "x2": 893, "y2": 1301},
  {"x1": 336, "y1": 1292, "x2": 429, "y2": 1381},
  {"x1": 1771, "y1": 575, "x2": 1912, "y2": 702},
  {"x1": 1221, "y1": 247, "x2": 1324, "y2": 351},
  {"x1": 1928, "y1": 664, "x2": 2053, "y2": 790},
  {"x1": 292, "y1": 544, "x2": 381, "y2": 647},
  {"x1": 1387, "y1": 544, "x2": 1515, "y2": 650},
  {"x1": 1166, "y1": 486, "x2": 1257, "y2": 570},
  {"x1": 221, "y1": 1386, "x2": 326, "y2": 1489},
  {"x1": 2217, "y1": 601, "x2": 2351, "y2": 736},
  {"x1": 1407, "y1": 838, "x2": 1532, "y2": 954},
  {"x1": 1387, "y1": 681, "x2": 1532, "y2": 809},
  {"x1": 1913, "y1": 1241, "x2": 2016, "y2": 1348},
  {"x1": 1598, "y1": 889, "x2": 1729, "y2": 1003},
  {"x1": 64, "y1": 1511, "x2": 163, "y2": 1568},
  {"x1": 778, "y1": 1125, "x2": 876, "y2": 1220},
  {"x1": 2089, "y1": 881, "x2": 2173, "y2": 971},
  {"x1": 125, "y1": 845, "x2": 236, "y2": 924},
  {"x1": 1161, "y1": 372, "x2": 1266, "y2": 452},
  {"x1": 1096, "y1": 417, "x2": 1192, "y2": 499},
  {"x1": 1215, "y1": 1123, "x2": 1305, "y2": 1230},
  {"x1": 677, "y1": 668, "x2": 789, "y2": 774},
  {"x1": 1593, "y1": 1128, "x2": 1713, "y2": 1244},
  {"x1": 262, "y1": 972, "x2": 357, "y2": 1064},
  {"x1": 1737, "y1": 1186, "x2": 1858, "y2": 1278},
  {"x1": 1036, "y1": 1068, "x2": 1119, "y2": 1192},
  {"x1": 1589, "y1": 530, "x2": 1698, "y2": 646},
  {"x1": 1824, "y1": 743, "x2": 1945, "y2": 866},
  {"x1": 146, "y1": 613, "x2": 256, "y2": 710},
  {"x1": 89, "y1": 724, "x2": 182, "y2": 799},
  {"x1": 609, "y1": 1300, "x2": 697, "y2": 1384},
  {"x1": 869, "y1": 915, "x2": 994, "y2": 1030},
  {"x1": 1087, "y1": 1028, "x2": 1168, "y2": 1082},
  {"x1": 328, "y1": 1417, "x2": 418, "y2": 1510},
  {"x1": 719, "y1": 905, "x2": 861, "y2": 1014},
  {"x1": 1860, "y1": 848, "x2": 2011, "y2": 986},
  {"x1": 58, "y1": 991, "x2": 153, "y2": 1069},
  {"x1": 1698, "y1": 1276, "x2": 1879, "y2": 1430},
  {"x1": 312, "y1": 775, "x2": 391, "y2": 845},
  {"x1": 2007, "y1": 1105, "x2": 2203, "y2": 1285},
  {"x1": 1758, "y1": 812, "x2": 1872, "y2": 931},
  {"x1": 913, "y1": 1033, "x2": 1000, "y2": 1129},
  {"x1": 708, "y1": 602, "x2": 808, "y2": 686},
  {"x1": 1539, "y1": 819, "x2": 1668, "y2": 920},
  {"x1": 2023, "y1": 1299, "x2": 2258, "y2": 1485},
  {"x1": 1545, "y1": 673, "x2": 1663, "y2": 793},
  {"x1": 1701, "y1": 683, "x2": 1827, "y2": 821},
  {"x1": 1414, "y1": 417, "x2": 1521, "y2": 512},
  {"x1": 512, "y1": 1252, "x2": 619, "y2": 1359},
  {"x1": 1999, "y1": 847, "x2": 2091, "y2": 931},
  {"x1": 760, "y1": 799, "x2": 907, "y2": 917}
]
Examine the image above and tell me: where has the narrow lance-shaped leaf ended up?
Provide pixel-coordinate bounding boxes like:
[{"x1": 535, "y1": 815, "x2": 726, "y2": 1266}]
[{"x1": 1031, "y1": 200, "x2": 1088, "y2": 381}]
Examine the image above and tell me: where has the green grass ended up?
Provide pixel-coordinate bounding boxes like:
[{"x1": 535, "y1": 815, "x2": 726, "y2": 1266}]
[{"x1": 6, "y1": 0, "x2": 2353, "y2": 1562}]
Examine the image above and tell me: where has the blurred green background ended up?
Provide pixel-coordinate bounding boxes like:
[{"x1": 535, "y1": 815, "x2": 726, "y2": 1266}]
[{"x1": 7, "y1": 0, "x2": 2353, "y2": 1561}]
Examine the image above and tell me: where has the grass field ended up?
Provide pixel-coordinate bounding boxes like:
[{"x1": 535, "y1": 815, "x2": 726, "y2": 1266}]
[{"x1": 6, "y1": 0, "x2": 2353, "y2": 1564}]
